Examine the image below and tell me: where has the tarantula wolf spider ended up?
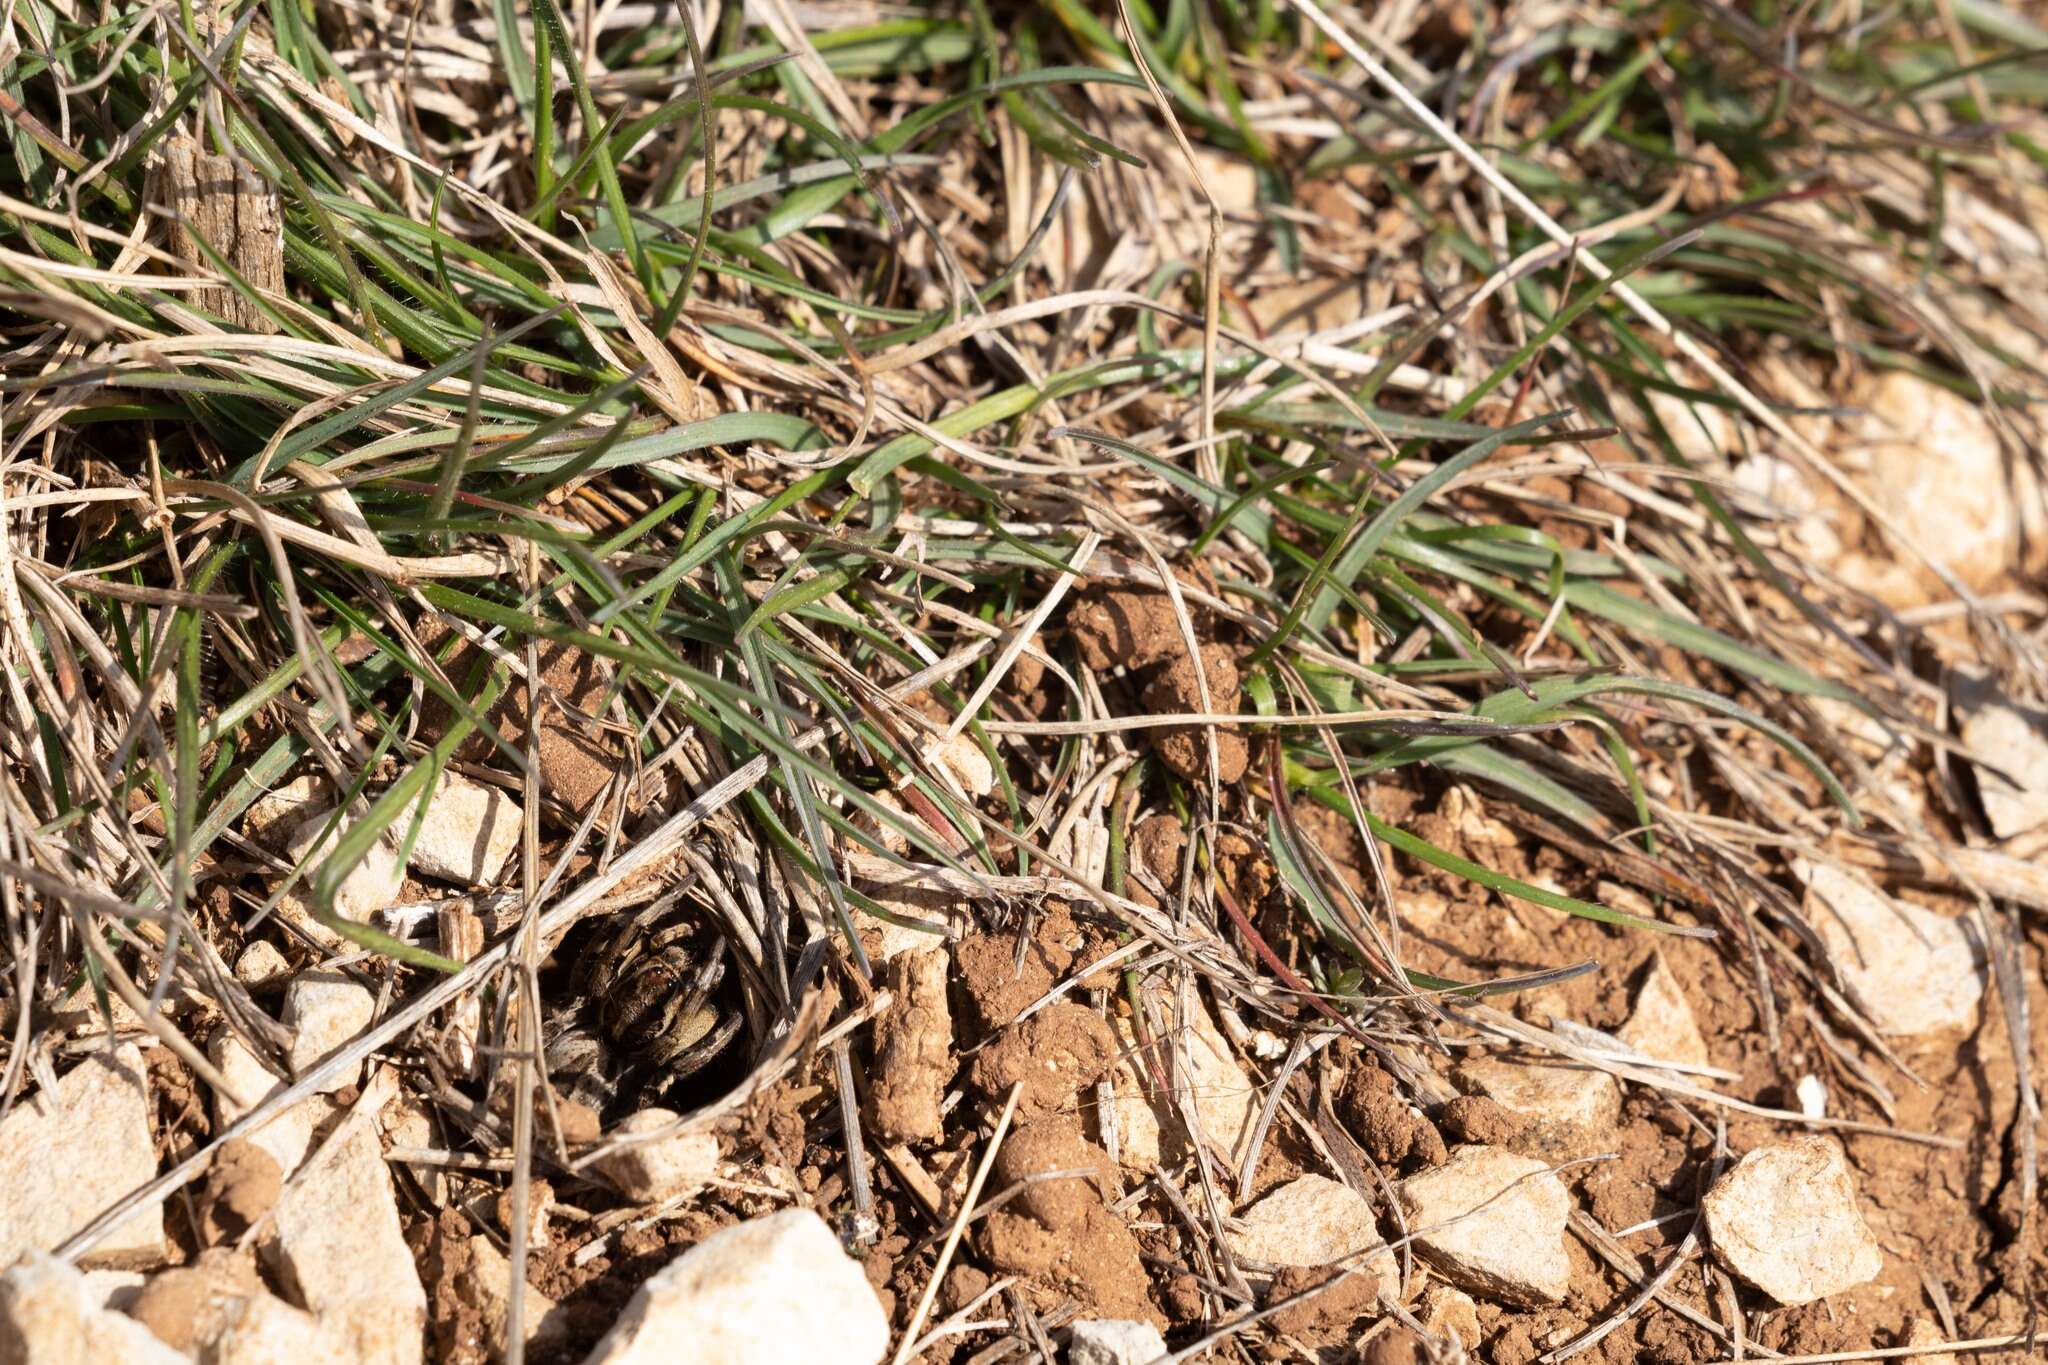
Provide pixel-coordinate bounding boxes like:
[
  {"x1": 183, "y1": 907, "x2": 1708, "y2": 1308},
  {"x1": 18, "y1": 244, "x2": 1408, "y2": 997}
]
[{"x1": 544, "y1": 901, "x2": 744, "y2": 1115}]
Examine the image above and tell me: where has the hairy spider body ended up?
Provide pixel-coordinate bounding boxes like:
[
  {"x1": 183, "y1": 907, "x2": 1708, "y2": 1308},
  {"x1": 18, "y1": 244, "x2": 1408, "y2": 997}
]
[{"x1": 545, "y1": 904, "x2": 744, "y2": 1114}]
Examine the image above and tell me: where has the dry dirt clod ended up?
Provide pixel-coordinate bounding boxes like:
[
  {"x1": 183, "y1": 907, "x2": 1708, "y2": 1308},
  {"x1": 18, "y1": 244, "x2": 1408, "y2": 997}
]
[
  {"x1": 953, "y1": 928, "x2": 1069, "y2": 1032},
  {"x1": 423, "y1": 634, "x2": 624, "y2": 826},
  {"x1": 1398, "y1": 1145, "x2": 1572, "y2": 1306},
  {"x1": 0, "y1": 1250, "x2": 187, "y2": 1365},
  {"x1": 1618, "y1": 951, "x2": 1711, "y2": 1069},
  {"x1": 968, "y1": 1001, "x2": 1115, "y2": 1116},
  {"x1": 198, "y1": 1139, "x2": 282, "y2": 1245},
  {"x1": 405, "y1": 772, "x2": 522, "y2": 886},
  {"x1": 580, "y1": 1208, "x2": 888, "y2": 1365},
  {"x1": 1701, "y1": 1137, "x2": 1883, "y2": 1306},
  {"x1": 1799, "y1": 862, "x2": 1985, "y2": 1035},
  {"x1": 1437, "y1": 1095, "x2": 1523, "y2": 1147},
  {"x1": 1339, "y1": 1062, "x2": 1447, "y2": 1169},
  {"x1": 1067, "y1": 1318, "x2": 1169, "y2": 1365},
  {"x1": 981, "y1": 1115, "x2": 1158, "y2": 1325},
  {"x1": 868, "y1": 946, "x2": 953, "y2": 1143},
  {"x1": 593, "y1": 1111, "x2": 719, "y2": 1203},
  {"x1": 265, "y1": 1122, "x2": 427, "y2": 1365},
  {"x1": 1264, "y1": 1262, "x2": 1396, "y2": 1342},
  {"x1": 0, "y1": 1043, "x2": 164, "y2": 1269},
  {"x1": 1450, "y1": 1056, "x2": 1621, "y2": 1160},
  {"x1": 283, "y1": 971, "x2": 376, "y2": 1092},
  {"x1": 1141, "y1": 641, "x2": 1249, "y2": 783},
  {"x1": 124, "y1": 1247, "x2": 341, "y2": 1362},
  {"x1": 1067, "y1": 588, "x2": 1186, "y2": 672}
]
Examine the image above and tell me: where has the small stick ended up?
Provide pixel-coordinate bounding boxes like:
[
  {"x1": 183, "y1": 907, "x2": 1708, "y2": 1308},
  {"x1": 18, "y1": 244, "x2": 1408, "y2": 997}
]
[
  {"x1": 1702, "y1": 1335, "x2": 2038, "y2": 1364},
  {"x1": 832, "y1": 1035, "x2": 878, "y2": 1246},
  {"x1": 891, "y1": 1082, "x2": 1022, "y2": 1365}
]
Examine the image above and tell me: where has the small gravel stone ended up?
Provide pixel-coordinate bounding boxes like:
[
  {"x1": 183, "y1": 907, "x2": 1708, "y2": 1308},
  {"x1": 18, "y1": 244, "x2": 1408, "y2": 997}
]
[
  {"x1": 405, "y1": 772, "x2": 522, "y2": 886},
  {"x1": 1399, "y1": 1145, "x2": 1572, "y2": 1306},
  {"x1": 1451, "y1": 1056, "x2": 1621, "y2": 1159},
  {"x1": 243, "y1": 776, "x2": 328, "y2": 850},
  {"x1": 925, "y1": 732, "x2": 995, "y2": 797},
  {"x1": 462, "y1": 1233, "x2": 573, "y2": 1356},
  {"x1": 265, "y1": 1122, "x2": 426, "y2": 1365},
  {"x1": 283, "y1": 970, "x2": 376, "y2": 1092},
  {"x1": 1801, "y1": 862, "x2": 1984, "y2": 1035},
  {"x1": 233, "y1": 941, "x2": 291, "y2": 990},
  {"x1": 1068, "y1": 1318, "x2": 1169, "y2": 1365},
  {"x1": 208, "y1": 1031, "x2": 331, "y2": 1177},
  {"x1": 593, "y1": 1110, "x2": 719, "y2": 1202},
  {"x1": 1958, "y1": 685, "x2": 2048, "y2": 839},
  {"x1": 0, "y1": 1043, "x2": 163, "y2": 1269},
  {"x1": 1417, "y1": 1283, "x2": 1481, "y2": 1349},
  {"x1": 1098, "y1": 995, "x2": 1257, "y2": 1172},
  {"x1": 1618, "y1": 952, "x2": 1710, "y2": 1070},
  {"x1": 1702, "y1": 1137, "x2": 1882, "y2": 1305},
  {"x1": 284, "y1": 810, "x2": 405, "y2": 922},
  {"x1": 581, "y1": 1208, "x2": 888, "y2": 1365},
  {"x1": 1902, "y1": 1318, "x2": 1960, "y2": 1365},
  {"x1": 0, "y1": 1250, "x2": 186, "y2": 1365},
  {"x1": 1227, "y1": 1175, "x2": 1393, "y2": 1285}
]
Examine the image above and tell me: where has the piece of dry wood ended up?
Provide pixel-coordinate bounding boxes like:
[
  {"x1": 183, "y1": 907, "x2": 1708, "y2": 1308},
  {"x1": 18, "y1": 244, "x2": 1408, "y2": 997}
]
[{"x1": 160, "y1": 135, "x2": 284, "y2": 332}]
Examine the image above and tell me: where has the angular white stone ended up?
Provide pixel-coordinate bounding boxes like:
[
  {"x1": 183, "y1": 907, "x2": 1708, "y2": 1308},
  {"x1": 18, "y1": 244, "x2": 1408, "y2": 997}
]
[
  {"x1": 1399, "y1": 1145, "x2": 1571, "y2": 1306},
  {"x1": 0, "y1": 1250, "x2": 186, "y2": 1365},
  {"x1": 206, "y1": 1288, "x2": 353, "y2": 1365},
  {"x1": 265, "y1": 1123, "x2": 426, "y2": 1365},
  {"x1": 1227, "y1": 1175, "x2": 1394, "y2": 1297},
  {"x1": 1802, "y1": 863, "x2": 1984, "y2": 1035},
  {"x1": 1418, "y1": 1283, "x2": 1481, "y2": 1349},
  {"x1": 1099, "y1": 998, "x2": 1257, "y2": 1173},
  {"x1": 925, "y1": 733, "x2": 995, "y2": 798},
  {"x1": 1957, "y1": 687, "x2": 2048, "y2": 840},
  {"x1": 1902, "y1": 1318, "x2": 1960, "y2": 1365},
  {"x1": 283, "y1": 971, "x2": 375, "y2": 1092},
  {"x1": 244, "y1": 775, "x2": 328, "y2": 850},
  {"x1": 1703, "y1": 1138, "x2": 1882, "y2": 1305},
  {"x1": 1619, "y1": 953, "x2": 1710, "y2": 1070},
  {"x1": 208, "y1": 1032, "x2": 330, "y2": 1178},
  {"x1": 462, "y1": 1234, "x2": 572, "y2": 1357},
  {"x1": 593, "y1": 1110, "x2": 719, "y2": 1203},
  {"x1": 1452, "y1": 1056, "x2": 1621, "y2": 1158},
  {"x1": 581, "y1": 1209, "x2": 887, "y2": 1365},
  {"x1": 284, "y1": 810, "x2": 405, "y2": 923},
  {"x1": 1068, "y1": 1318, "x2": 1169, "y2": 1365},
  {"x1": 0, "y1": 1044, "x2": 163, "y2": 1269},
  {"x1": 405, "y1": 772, "x2": 522, "y2": 886},
  {"x1": 1854, "y1": 373, "x2": 2023, "y2": 596},
  {"x1": 233, "y1": 941, "x2": 290, "y2": 990}
]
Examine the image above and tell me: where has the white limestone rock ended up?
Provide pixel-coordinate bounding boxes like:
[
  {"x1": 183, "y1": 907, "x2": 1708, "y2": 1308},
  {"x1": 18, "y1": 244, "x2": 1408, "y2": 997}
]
[
  {"x1": 593, "y1": 1110, "x2": 720, "y2": 1203},
  {"x1": 1703, "y1": 1138, "x2": 1882, "y2": 1305},
  {"x1": 283, "y1": 971, "x2": 375, "y2": 1092},
  {"x1": 1802, "y1": 863, "x2": 1984, "y2": 1035},
  {"x1": 265, "y1": 1123, "x2": 426, "y2": 1365},
  {"x1": 1068, "y1": 1318, "x2": 1169, "y2": 1365},
  {"x1": 0, "y1": 1250, "x2": 186, "y2": 1365},
  {"x1": 404, "y1": 772, "x2": 522, "y2": 886},
  {"x1": 1227, "y1": 1175, "x2": 1397, "y2": 1301},
  {"x1": 0, "y1": 1044, "x2": 163, "y2": 1269},
  {"x1": 581, "y1": 1209, "x2": 887, "y2": 1365},
  {"x1": 1452, "y1": 1056, "x2": 1621, "y2": 1159},
  {"x1": 1399, "y1": 1145, "x2": 1572, "y2": 1306}
]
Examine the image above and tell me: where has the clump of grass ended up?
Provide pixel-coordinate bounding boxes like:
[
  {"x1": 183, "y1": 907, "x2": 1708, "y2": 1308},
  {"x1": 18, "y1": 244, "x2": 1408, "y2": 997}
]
[{"x1": 2, "y1": 0, "x2": 2042, "y2": 1354}]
